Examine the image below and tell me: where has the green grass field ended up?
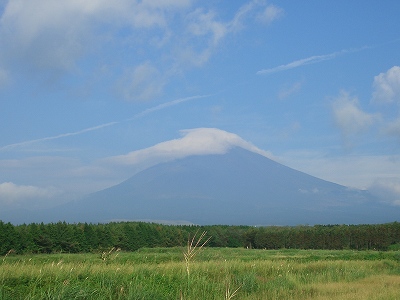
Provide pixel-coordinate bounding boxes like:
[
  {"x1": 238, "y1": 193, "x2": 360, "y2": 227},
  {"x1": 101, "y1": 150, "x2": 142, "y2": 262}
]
[{"x1": 1, "y1": 247, "x2": 400, "y2": 299}]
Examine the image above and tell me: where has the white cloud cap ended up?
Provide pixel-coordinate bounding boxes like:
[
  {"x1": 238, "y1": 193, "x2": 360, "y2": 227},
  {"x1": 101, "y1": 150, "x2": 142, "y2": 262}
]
[{"x1": 107, "y1": 127, "x2": 272, "y2": 168}]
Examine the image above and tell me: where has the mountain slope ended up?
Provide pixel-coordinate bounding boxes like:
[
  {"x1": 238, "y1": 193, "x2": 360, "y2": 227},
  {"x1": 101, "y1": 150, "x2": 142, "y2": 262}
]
[{"x1": 51, "y1": 147, "x2": 399, "y2": 225}]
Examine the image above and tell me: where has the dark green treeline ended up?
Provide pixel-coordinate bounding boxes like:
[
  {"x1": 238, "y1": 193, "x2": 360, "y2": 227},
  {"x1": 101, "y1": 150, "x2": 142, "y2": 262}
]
[{"x1": 1, "y1": 221, "x2": 400, "y2": 255}]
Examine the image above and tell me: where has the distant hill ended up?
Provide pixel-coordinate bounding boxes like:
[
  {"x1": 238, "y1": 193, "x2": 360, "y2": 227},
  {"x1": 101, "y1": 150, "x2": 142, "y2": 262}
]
[{"x1": 3, "y1": 146, "x2": 400, "y2": 225}]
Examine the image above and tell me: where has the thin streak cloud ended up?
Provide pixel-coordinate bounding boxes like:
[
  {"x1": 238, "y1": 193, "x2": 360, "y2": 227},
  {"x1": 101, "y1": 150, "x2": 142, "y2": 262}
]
[
  {"x1": 128, "y1": 94, "x2": 214, "y2": 120},
  {"x1": 0, "y1": 94, "x2": 212, "y2": 152},
  {"x1": 257, "y1": 46, "x2": 369, "y2": 75}
]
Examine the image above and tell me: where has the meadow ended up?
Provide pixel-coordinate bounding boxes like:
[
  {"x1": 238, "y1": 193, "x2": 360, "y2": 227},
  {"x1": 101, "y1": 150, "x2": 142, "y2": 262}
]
[{"x1": 1, "y1": 246, "x2": 400, "y2": 300}]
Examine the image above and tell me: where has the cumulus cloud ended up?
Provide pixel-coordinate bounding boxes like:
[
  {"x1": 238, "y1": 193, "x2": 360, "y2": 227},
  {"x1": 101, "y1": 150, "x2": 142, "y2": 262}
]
[
  {"x1": 0, "y1": 156, "x2": 126, "y2": 208},
  {"x1": 181, "y1": 8, "x2": 228, "y2": 66},
  {"x1": 229, "y1": 0, "x2": 257, "y2": 31},
  {"x1": 0, "y1": 182, "x2": 58, "y2": 201},
  {"x1": 0, "y1": 0, "x2": 282, "y2": 99},
  {"x1": 0, "y1": 67, "x2": 8, "y2": 87},
  {"x1": 372, "y1": 66, "x2": 400, "y2": 103},
  {"x1": 180, "y1": 1, "x2": 283, "y2": 66},
  {"x1": 117, "y1": 62, "x2": 165, "y2": 102},
  {"x1": 370, "y1": 66, "x2": 400, "y2": 140},
  {"x1": 106, "y1": 128, "x2": 273, "y2": 168},
  {"x1": 332, "y1": 91, "x2": 378, "y2": 144},
  {"x1": 0, "y1": 155, "x2": 122, "y2": 206},
  {"x1": 0, "y1": 0, "x2": 190, "y2": 79},
  {"x1": 256, "y1": 4, "x2": 284, "y2": 25},
  {"x1": 186, "y1": 9, "x2": 227, "y2": 46},
  {"x1": 1, "y1": 1, "x2": 92, "y2": 71},
  {"x1": 278, "y1": 80, "x2": 302, "y2": 99},
  {"x1": 279, "y1": 151, "x2": 400, "y2": 190},
  {"x1": 228, "y1": 1, "x2": 283, "y2": 32},
  {"x1": 385, "y1": 118, "x2": 400, "y2": 138},
  {"x1": 0, "y1": 181, "x2": 62, "y2": 208},
  {"x1": 369, "y1": 178, "x2": 400, "y2": 206}
]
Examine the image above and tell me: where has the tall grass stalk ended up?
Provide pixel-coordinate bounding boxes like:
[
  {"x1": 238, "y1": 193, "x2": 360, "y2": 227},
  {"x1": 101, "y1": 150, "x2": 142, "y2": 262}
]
[
  {"x1": 225, "y1": 282, "x2": 241, "y2": 300},
  {"x1": 182, "y1": 230, "x2": 211, "y2": 296},
  {"x1": 2, "y1": 249, "x2": 14, "y2": 262}
]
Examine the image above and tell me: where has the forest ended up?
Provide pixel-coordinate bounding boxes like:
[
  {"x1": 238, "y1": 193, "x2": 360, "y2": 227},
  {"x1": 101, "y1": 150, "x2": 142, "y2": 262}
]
[{"x1": 1, "y1": 220, "x2": 400, "y2": 255}]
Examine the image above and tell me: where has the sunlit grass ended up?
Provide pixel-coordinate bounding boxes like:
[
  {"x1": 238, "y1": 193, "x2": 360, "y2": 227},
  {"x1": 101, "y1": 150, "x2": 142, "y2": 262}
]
[
  {"x1": 305, "y1": 275, "x2": 400, "y2": 300},
  {"x1": 1, "y1": 248, "x2": 399, "y2": 299}
]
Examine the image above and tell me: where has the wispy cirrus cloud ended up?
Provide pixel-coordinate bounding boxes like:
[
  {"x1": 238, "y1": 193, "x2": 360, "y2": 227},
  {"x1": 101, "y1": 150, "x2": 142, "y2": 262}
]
[{"x1": 257, "y1": 46, "x2": 369, "y2": 75}]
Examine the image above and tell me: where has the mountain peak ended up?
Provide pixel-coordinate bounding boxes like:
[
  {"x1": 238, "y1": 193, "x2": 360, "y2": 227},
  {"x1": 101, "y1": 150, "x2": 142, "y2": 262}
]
[
  {"x1": 52, "y1": 146, "x2": 400, "y2": 225},
  {"x1": 105, "y1": 128, "x2": 274, "y2": 170},
  {"x1": 3, "y1": 129, "x2": 399, "y2": 225}
]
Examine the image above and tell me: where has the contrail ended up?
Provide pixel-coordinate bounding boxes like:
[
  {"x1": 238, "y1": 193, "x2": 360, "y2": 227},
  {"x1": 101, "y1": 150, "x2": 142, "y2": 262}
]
[
  {"x1": 0, "y1": 94, "x2": 213, "y2": 152},
  {"x1": 0, "y1": 122, "x2": 119, "y2": 151},
  {"x1": 128, "y1": 94, "x2": 211, "y2": 120},
  {"x1": 257, "y1": 46, "x2": 371, "y2": 75}
]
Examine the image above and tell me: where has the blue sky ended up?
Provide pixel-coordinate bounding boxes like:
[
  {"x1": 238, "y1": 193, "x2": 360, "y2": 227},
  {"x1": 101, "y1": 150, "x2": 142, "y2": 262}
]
[{"x1": 0, "y1": 0, "x2": 400, "y2": 210}]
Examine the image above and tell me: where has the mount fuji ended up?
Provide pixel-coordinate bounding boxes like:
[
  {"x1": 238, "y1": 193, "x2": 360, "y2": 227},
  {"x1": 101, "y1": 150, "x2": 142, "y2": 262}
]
[{"x1": 2, "y1": 128, "x2": 399, "y2": 225}]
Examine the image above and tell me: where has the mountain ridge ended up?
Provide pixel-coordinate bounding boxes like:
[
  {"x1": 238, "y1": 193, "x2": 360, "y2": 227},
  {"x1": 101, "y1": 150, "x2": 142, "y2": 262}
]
[
  {"x1": 2, "y1": 146, "x2": 399, "y2": 225},
  {"x1": 53, "y1": 146, "x2": 399, "y2": 225}
]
